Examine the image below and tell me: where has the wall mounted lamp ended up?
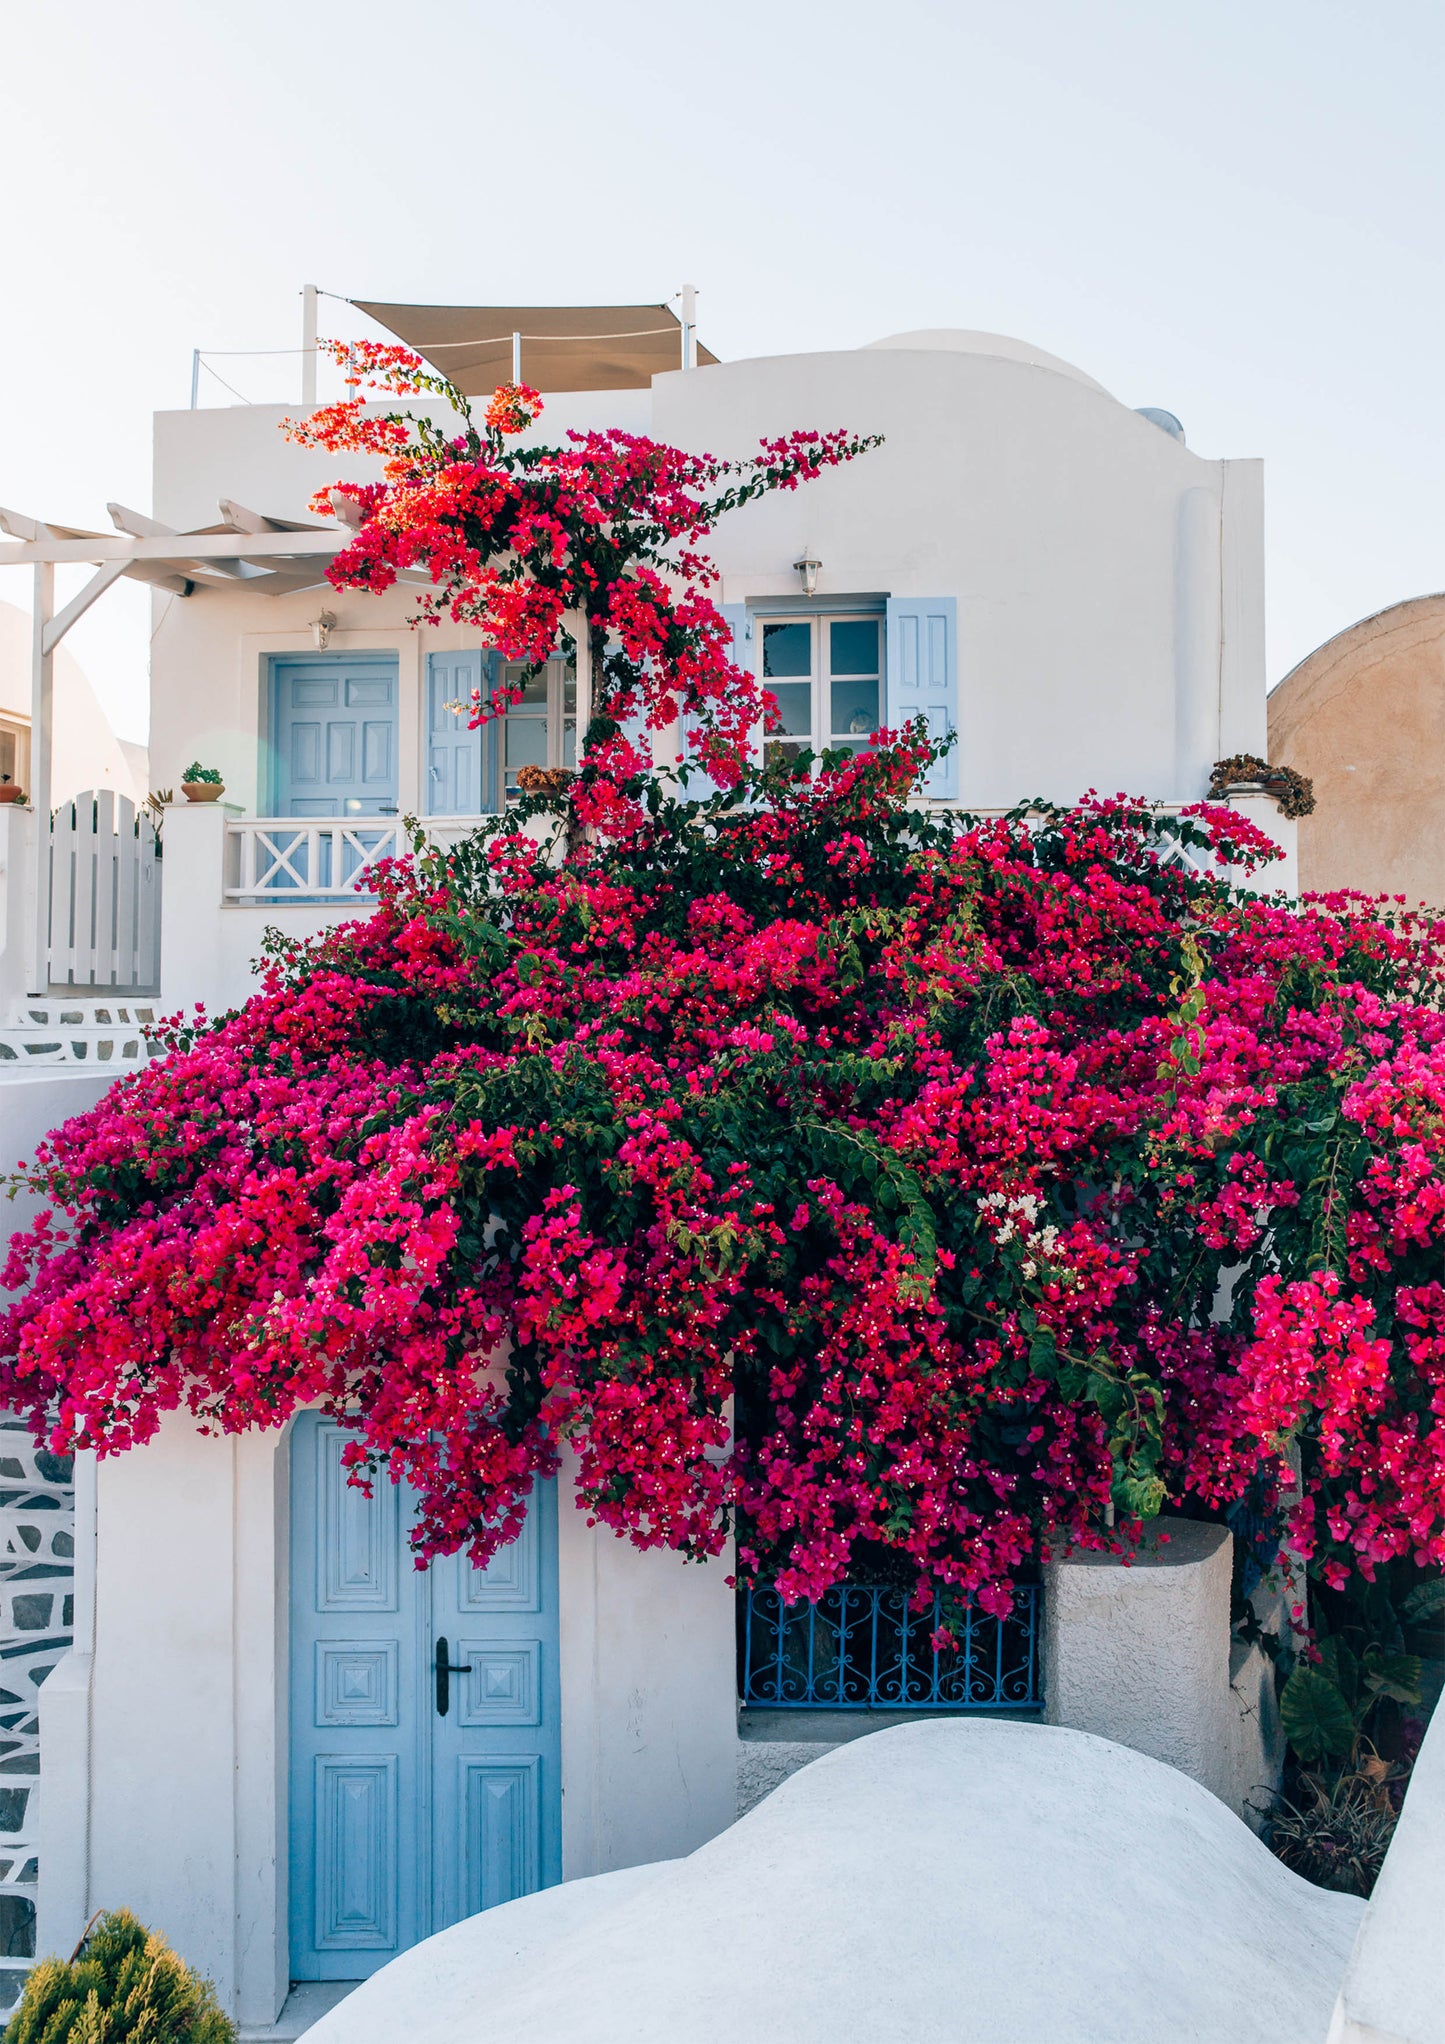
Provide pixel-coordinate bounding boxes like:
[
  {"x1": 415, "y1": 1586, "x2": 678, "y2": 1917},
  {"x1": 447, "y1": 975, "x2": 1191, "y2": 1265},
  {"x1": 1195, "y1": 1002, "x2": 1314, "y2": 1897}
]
[
  {"x1": 793, "y1": 554, "x2": 822, "y2": 598},
  {"x1": 311, "y1": 609, "x2": 337, "y2": 651}
]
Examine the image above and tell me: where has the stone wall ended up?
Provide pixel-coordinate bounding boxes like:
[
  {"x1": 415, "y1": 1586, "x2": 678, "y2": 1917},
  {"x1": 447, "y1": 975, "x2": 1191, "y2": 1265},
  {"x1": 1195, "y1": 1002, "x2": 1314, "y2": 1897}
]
[{"x1": 0, "y1": 1423, "x2": 73, "y2": 2008}]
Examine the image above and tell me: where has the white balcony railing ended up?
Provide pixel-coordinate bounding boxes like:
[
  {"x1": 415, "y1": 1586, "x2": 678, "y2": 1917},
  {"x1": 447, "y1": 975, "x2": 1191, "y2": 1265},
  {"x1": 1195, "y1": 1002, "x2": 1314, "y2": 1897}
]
[
  {"x1": 222, "y1": 799, "x2": 1288, "y2": 904},
  {"x1": 224, "y1": 818, "x2": 412, "y2": 900}
]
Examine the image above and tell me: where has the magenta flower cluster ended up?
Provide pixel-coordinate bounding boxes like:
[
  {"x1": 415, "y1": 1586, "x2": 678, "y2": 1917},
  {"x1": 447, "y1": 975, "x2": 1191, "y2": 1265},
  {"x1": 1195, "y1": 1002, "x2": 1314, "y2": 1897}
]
[{"x1": 3, "y1": 757, "x2": 1444, "y2": 1623}]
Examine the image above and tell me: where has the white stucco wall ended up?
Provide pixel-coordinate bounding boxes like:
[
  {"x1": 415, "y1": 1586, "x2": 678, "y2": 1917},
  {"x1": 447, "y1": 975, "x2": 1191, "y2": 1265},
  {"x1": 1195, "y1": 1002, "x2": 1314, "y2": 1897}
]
[
  {"x1": 0, "y1": 602, "x2": 147, "y2": 809},
  {"x1": 144, "y1": 334, "x2": 1265, "y2": 817},
  {"x1": 1043, "y1": 1519, "x2": 1281, "y2": 1817},
  {"x1": 0, "y1": 1070, "x2": 116, "y2": 1242},
  {"x1": 556, "y1": 1455, "x2": 737, "y2": 1880}
]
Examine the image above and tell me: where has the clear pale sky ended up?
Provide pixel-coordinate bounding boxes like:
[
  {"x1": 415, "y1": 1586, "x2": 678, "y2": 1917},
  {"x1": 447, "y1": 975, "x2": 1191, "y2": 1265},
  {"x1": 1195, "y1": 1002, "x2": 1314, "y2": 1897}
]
[{"x1": 2, "y1": 0, "x2": 1441, "y2": 744}]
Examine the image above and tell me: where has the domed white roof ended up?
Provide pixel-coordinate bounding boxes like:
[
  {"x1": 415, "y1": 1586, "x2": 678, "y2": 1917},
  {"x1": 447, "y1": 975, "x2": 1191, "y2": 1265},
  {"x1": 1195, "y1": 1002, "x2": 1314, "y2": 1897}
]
[
  {"x1": 305, "y1": 1718, "x2": 1361, "y2": 2044},
  {"x1": 861, "y1": 329, "x2": 1110, "y2": 395}
]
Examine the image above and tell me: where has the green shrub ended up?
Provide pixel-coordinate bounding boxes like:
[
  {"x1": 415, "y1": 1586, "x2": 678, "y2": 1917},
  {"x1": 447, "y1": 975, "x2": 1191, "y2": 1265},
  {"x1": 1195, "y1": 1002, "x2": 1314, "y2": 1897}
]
[
  {"x1": 3, "y1": 1910, "x2": 234, "y2": 2044},
  {"x1": 1265, "y1": 1771, "x2": 1398, "y2": 1897}
]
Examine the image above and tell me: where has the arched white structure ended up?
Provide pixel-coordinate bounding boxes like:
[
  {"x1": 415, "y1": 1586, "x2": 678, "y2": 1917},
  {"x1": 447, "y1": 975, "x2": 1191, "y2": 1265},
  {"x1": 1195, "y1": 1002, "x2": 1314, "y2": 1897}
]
[{"x1": 304, "y1": 1719, "x2": 1363, "y2": 2044}]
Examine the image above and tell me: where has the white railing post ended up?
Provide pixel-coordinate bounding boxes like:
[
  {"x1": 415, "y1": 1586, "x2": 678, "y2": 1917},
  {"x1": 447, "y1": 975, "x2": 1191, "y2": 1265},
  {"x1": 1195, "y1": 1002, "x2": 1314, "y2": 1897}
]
[
  {"x1": 158, "y1": 803, "x2": 230, "y2": 1019},
  {"x1": 0, "y1": 802, "x2": 38, "y2": 1008}
]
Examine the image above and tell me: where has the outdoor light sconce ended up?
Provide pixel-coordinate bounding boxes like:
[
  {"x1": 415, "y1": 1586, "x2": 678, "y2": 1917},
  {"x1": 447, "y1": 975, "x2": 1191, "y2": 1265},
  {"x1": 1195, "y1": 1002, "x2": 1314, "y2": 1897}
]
[
  {"x1": 310, "y1": 609, "x2": 337, "y2": 651},
  {"x1": 794, "y1": 553, "x2": 822, "y2": 597}
]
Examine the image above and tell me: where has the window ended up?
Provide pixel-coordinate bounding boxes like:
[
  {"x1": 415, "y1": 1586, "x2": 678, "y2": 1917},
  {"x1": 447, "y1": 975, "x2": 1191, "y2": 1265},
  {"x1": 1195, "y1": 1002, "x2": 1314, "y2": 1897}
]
[
  {"x1": 0, "y1": 719, "x2": 29, "y2": 793},
  {"x1": 759, "y1": 614, "x2": 883, "y2": 764},
  {"x1": 496, "y1": 656, "x2": 576, "y2": 797}
]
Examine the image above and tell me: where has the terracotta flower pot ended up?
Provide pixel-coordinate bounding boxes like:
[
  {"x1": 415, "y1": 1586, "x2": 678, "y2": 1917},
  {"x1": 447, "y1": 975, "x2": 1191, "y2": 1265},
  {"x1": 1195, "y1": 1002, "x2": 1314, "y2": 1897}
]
[
  {"x1": 0, "y1": 786, "x2": 26, "y2": 805},
  {"x1": 181, "y1": 782, "x2": 224, "y2": 803}
]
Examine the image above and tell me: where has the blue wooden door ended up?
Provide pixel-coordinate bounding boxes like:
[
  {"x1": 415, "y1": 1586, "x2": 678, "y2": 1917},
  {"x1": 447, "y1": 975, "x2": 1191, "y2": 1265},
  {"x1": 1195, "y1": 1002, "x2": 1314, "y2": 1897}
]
[
  {"x1": 426, "y1": 650, "x2": 498, "y2": 815},
  {"x1": 288, "y1": 1415, "x2": 561, "y2": 1982},
  {"x1": 272, "y1": 658, "x2": 399, "y2": 817}
]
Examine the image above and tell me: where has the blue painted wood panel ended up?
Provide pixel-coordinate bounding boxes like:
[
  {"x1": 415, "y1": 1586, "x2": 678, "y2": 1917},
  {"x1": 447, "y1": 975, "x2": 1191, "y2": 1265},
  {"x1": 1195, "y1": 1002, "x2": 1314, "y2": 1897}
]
[
  {"x1": 271, "y1": 658, "x2": 399, "y2": 817},
  {"x1": 288, "y1": 1415, "x2": 560, "y2": 1982},
  {"x1": 885, "y1": 598, "x2": 959, "y2": 799},
  {"x1": 426, "y1": 650, "x2": 500, "y2": 815}
]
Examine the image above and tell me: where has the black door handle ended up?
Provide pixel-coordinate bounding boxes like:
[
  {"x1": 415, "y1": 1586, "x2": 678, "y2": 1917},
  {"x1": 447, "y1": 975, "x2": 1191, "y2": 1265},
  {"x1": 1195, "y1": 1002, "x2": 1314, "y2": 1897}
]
[{"x1": 434, "y1": 1636, "x2": 471, "y2": 1717}]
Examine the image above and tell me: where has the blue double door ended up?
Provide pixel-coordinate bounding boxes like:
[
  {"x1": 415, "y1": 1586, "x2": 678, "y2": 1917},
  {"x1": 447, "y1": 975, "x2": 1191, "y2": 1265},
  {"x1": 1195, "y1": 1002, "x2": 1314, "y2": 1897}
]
[{"x1": 288, "y1": 1415, "x2": 562, "y2": 1980}]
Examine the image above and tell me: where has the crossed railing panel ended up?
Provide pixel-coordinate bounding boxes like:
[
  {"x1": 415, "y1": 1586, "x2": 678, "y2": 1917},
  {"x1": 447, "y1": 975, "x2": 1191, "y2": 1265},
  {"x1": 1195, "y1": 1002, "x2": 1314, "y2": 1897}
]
[{"x1": 224, "y1": 819, "x2": 408, "y2": 900}]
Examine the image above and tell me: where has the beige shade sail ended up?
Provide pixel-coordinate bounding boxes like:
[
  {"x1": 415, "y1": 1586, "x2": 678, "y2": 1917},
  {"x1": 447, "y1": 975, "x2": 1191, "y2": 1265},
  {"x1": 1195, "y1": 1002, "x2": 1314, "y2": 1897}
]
[{"x1": 352, "y1": 300, "x2": 719, "y2": 394}]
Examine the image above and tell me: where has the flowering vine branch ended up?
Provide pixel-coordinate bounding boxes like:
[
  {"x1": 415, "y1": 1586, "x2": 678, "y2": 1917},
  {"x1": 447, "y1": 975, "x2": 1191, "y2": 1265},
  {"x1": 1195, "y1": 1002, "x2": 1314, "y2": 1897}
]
[{"x1": 284, "y1": 340, "x2": 881, "y2": 833}]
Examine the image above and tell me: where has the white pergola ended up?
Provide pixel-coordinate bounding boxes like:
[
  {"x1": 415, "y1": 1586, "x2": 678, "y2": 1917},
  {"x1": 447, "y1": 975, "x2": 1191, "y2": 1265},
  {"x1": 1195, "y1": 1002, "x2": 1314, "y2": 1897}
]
[
  {"x1": 0, "y1": 498, "x2": 353, "y2": 980},
  {"x1": 0, "y1": 490, "x2": 599, "y2": 991}
]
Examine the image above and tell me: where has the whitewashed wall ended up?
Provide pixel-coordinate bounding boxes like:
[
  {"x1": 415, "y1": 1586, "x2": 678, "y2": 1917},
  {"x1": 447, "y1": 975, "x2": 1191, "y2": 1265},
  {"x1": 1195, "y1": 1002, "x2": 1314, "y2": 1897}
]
[{"x1": 146, "y1": 333, "x2": 1265, "y2": 816}]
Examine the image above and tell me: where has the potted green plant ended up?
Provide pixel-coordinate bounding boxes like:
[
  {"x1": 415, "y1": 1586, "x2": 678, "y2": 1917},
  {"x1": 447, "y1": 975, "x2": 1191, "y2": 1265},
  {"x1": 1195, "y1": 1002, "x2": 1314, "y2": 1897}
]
[
  {"x1": 0, "y1": 775, "x2": 26, "y2": 805},
  {"x1": 180, "y1": 762, "x2": 225, "y2": 803}
]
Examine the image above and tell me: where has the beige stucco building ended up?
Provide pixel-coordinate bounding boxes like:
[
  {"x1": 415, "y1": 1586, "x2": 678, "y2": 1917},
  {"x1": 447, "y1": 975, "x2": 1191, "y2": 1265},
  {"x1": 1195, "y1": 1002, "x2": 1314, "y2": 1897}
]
[{"x1": 1269, "y1": 593, "x2": 1445, "y2": 907}]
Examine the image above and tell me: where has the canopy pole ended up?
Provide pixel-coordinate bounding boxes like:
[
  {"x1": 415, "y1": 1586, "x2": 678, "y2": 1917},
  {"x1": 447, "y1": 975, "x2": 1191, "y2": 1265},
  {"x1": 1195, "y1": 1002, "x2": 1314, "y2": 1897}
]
[
  {"x1": 680, "y1": 283, "x2": 697, "y2": 371},
  {"x1": 301, "y1": 285, "x2": 319, "y2": 407},
  {"x1": 30, "y1": 562, "x2": 53, "y2": 996},
  {"x1": 190, "y1": 349, "x2": 200, "y2": 410},
  {"x1": 512, "y1": 331, "x2": 522, "y2": 385}
]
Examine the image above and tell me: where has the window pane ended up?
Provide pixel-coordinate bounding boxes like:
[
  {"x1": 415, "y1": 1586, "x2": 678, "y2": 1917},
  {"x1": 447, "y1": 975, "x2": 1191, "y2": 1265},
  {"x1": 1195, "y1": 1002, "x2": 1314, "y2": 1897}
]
[
  {"x1": 829, "y1": 620, "x2": 880, "y2": 676},
  {"x1": 767, "y1": 681, "x2": 812, "y2": 738},
  {"x1": 563, "y1": 719, "x2": 576, "y2": 768},
  {"x1": 500, "y1": 662, "x2": 549, "y2": 707},
  {"x1": 831, "y1": 678, "x2": 881, "y2": 741},
  {"x1": 762, "y1": 622, "x2": 811, "y2": 678},
  {"x1": 504, "y1": 716, "x2": 548, "y2": 770}
]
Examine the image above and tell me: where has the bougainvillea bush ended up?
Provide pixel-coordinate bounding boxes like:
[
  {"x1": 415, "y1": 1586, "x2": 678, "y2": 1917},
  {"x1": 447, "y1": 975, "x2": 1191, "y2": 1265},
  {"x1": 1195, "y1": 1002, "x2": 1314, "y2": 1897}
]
[{"x1": 4, "y1": 751, "x2": 1445, "y2": 1623}]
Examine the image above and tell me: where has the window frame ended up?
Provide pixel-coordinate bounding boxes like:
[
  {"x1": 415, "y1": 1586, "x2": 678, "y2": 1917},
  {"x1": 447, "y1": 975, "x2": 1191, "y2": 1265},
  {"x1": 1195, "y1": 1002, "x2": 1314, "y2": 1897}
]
[
  {"x1": 493, "y1": 655, "x2": 577, "y2": 802},
  {"x1": 753, "y1": 607, "x2": 886, "y2": 767}
]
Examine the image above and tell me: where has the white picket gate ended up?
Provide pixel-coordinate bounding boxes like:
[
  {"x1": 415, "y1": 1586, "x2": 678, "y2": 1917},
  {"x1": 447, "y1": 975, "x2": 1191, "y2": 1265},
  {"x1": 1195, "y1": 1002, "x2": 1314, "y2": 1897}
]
[{"x1": 47, "y1": 790, "x2": 162, "y2": 992}]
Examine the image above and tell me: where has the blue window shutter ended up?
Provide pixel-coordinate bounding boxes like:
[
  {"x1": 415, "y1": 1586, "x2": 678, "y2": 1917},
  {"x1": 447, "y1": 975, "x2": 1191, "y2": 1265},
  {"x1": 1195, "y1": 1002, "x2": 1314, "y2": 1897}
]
[
  {"x1": 681, "y1": 603, "x2": 752, "y2": 798},
  {"x1": 886, "y1": 597, "x2": 958, "y2": 800},
  {"x1": 426, "y1": 650, "x2": 495, "y2": 815}
]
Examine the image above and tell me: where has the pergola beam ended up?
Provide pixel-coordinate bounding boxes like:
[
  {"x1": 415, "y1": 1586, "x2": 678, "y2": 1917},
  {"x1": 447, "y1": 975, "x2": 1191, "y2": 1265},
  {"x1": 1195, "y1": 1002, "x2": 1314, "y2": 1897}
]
[
  {"x1": 41, "y1": 560, "x2": 131, "y2": 656},
  {"x1": 0, "y1": 528, "x2": 342, "y2": 567}
]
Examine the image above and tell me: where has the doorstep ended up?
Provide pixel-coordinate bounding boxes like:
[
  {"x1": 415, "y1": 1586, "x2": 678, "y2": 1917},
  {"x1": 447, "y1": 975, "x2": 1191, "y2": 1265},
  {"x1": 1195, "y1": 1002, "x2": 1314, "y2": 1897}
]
[{"x1": 239, "y1": 1981, "x2": 358, "y2": 2041}]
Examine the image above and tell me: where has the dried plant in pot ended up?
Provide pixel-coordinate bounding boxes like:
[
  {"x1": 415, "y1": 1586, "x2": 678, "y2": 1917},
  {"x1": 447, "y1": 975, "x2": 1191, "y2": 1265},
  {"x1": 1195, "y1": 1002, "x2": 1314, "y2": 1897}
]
[
  {"x1": 180, "y1": 761, "x2": 225, "y2": 803},
  {"x1": 1208, "y1": 752, "x2": 1316, "y2": 820}
]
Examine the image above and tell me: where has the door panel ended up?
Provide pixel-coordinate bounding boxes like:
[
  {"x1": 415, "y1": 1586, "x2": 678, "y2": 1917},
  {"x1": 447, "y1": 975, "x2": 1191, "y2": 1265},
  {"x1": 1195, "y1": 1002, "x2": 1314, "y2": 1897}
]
[
  {"x1": 458, "y1": 1758, "x2": 540, "y2": 1917},
  {"x1": 289, "y1": 1415, "x2": 560, "y2": 1982},
  {"x1": 313, "y1": 1758, "x2": 398, "y2": 1951},
  {"x1": 272, "y1": 658, "x2": 399, "y2": 817},
  {"x1": 425, "y1": 651, "x2": 492, "y2": 815}
]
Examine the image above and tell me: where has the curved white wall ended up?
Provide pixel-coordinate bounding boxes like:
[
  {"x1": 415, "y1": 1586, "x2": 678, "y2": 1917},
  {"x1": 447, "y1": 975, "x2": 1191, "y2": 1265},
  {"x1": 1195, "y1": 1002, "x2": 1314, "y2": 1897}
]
[
  {"x1": 145, "y1": 336, "x2": 1265, "y2": 815},
  {"x1": 0, "y1": 602, "x2": 147, "y2": 807}
]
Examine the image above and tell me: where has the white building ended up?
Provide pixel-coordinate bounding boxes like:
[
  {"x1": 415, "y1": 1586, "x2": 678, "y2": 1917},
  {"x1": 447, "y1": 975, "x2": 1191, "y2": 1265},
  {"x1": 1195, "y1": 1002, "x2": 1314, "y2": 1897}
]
[{"x1": 0, "y1": 304, "x2": 1292, "y2": 2036}]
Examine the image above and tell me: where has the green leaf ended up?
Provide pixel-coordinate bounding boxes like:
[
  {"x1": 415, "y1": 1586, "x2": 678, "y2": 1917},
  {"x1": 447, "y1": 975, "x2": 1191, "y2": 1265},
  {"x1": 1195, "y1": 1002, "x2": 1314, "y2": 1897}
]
[
  {"x1": 1400, "y1": 1578, "x2": 1445, "y2": 1623},
  {"x1": 1280, "y1": 1665, "x2": 1357, "y2": 1764},
  {"x1": 1027, "y1": 1326, "x2": 1057, "y2": 1376},
  {"x1": 1111, "y1": 1471, "x2": 1166, "y2": 1520},
  {"x1": 1318, "y1": 1635, "x2": 1359, "y2": 1710},
  {"x1": 1360, "y1": 1647, "x2": 1423, "y2": 1709}
]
